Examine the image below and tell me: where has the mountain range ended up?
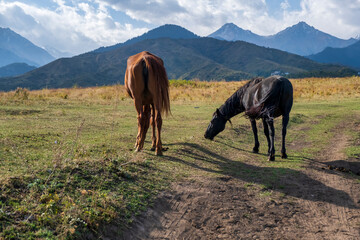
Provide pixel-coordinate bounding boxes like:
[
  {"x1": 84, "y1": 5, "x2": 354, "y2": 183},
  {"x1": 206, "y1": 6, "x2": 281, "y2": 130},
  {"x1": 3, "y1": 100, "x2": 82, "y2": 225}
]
[
  {"x1": 0, "y1": 63, "x2": 36, "y2": 78},
  {"x1": 0, "y1": 33, "x2": 355, "y2": 91},
  {"x1": 208, "y1": 22, "x2": 358, "y2": 56},
  {"x1": 0, "y1": 27, "x2": 54, "y2": 67},
  {"x1": 94, "y1": 24, "x2": 200, "y2": 53},
  {"x1": 308, "y1": 40, "x2": 360, "y2": 70},
  {"x1": 0, "y1": 23, "x2": 358, "y2": 91}
]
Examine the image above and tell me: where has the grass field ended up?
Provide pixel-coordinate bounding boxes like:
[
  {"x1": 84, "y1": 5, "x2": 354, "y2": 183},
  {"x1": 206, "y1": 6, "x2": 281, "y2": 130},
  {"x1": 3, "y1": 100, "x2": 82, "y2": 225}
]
[{"x1": 1, "y1": 77, "x2": 360, "y2": 239}]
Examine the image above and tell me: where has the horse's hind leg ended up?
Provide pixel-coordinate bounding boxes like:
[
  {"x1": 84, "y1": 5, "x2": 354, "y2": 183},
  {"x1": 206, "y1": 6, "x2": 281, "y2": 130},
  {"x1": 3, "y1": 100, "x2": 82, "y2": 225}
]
[
  {"x1": 250, "y1": 119, "x2": 259, "y2": 153},
  {"x1": 265, "y1": 118, "x2": 275, "y2": 161},
  {"x1": 154, "y1": 109, "x2": 163, "y2": 156},
  {"x1": 138, "y1": 105, "x2": 151, "y2": 150},
  {"x1": 150, "y1": 104, "x2": 156, "y2": 151},
  {"x1": 134, "y1": 100, "x2": 146, "y2": 152},
  {"x1": 281, "y1": 114, "x2": 289, "y2": 159},
  {"x1": 151, "y1": 106, "x2": 168, "y2": 154}
]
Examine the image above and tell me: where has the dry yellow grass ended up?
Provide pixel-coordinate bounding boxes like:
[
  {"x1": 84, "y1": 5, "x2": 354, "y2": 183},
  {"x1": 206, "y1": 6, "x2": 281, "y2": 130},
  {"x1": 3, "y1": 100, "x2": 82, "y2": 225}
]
[
  {"x1": 1, "y1": 76, "x2": 359, "y2": 103},
  {"x1": 291, "y1": 76, "x2": 360, "y2": 100}
]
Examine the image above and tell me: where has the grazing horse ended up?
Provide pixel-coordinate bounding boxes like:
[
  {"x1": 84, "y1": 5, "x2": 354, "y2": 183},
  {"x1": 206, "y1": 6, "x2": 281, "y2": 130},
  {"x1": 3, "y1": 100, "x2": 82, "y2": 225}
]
[
  {"x1": 204, "y1": 76, "x2": 293, "y2": 161},
  {"x1": 125, "y1": 51, "x2": 170, "y2": 156}
]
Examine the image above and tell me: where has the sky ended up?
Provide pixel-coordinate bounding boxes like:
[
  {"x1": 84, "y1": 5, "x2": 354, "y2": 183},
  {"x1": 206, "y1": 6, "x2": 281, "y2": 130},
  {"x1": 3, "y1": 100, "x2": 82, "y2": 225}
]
[{"x1": 0, "y1": 0, "x2": 359, "y2": 57}]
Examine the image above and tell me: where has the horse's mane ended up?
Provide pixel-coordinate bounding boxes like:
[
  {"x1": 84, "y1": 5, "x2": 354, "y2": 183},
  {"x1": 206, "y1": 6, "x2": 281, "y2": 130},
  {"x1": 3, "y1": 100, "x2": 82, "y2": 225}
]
[{"x1": 219, "y1": 77, "x2": 263, "y2": 119}]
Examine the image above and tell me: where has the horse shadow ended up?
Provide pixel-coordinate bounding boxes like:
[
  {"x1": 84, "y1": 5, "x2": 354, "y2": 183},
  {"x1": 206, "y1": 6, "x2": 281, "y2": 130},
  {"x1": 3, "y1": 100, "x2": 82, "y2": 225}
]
[
  {"x1": 216, "y1": 137, "x2": 360, "y2": 176},
  {"x1": 162, "y1": 141, "x2": 359, "y2": 209}
]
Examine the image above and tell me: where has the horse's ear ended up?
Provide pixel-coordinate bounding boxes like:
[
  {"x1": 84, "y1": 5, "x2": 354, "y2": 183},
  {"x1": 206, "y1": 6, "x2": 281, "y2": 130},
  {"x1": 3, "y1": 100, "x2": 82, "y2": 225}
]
[{"x1": 216, "y1": 108, "x2": 220, "y2": 115}]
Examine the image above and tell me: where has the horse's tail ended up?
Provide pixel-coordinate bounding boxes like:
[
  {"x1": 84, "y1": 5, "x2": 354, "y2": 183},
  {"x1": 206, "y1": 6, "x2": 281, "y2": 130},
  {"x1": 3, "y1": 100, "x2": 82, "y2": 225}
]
[
  {"x1": 124, "y1": 67, "x2": 134, "y2": 99},
  {"x1": 143, "y1": 54, "x2": 171, "y2": 116}
]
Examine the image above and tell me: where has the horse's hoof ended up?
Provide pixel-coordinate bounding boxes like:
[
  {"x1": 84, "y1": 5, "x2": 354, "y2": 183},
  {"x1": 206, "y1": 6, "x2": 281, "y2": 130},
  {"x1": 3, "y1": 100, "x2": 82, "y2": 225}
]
[
  {"x1": 281, "y1": 153, "x2": 288, "y2": 159},
  {"x1": 134, "y1": 148, "x2": 140, "y2": 153},
  {"x1": 155, "y1": 151, "x2": 163, "y2": 156},
  {"x1": 152, "y1": 147, "x2": 167, "y2": 152},
  {"x1": 252, "y1": 148, "x2": 259, "y2": 153},
  {"x1": 268, "y1": 155, "x2": 275, "y2": 161}
]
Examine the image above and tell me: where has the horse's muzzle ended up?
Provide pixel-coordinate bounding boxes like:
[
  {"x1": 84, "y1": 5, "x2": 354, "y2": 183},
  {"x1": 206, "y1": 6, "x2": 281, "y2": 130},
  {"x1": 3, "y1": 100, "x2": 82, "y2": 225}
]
[{"x1": 204, "y1": 134, "x2": 213, "y2": 140}]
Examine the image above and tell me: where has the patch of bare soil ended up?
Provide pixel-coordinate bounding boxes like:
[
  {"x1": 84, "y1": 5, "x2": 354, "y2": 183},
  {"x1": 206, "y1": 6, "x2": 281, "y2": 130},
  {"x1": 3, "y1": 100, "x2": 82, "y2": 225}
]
[
  {"x1": 121, "y1": 178, "x2": 309, "y2": 239},
  {"x1": 119, "y1": 122, "x2": 360, "y2": 240},
  {"x1": 284, "y1": 126, "x2": 360, "y2": 240}
]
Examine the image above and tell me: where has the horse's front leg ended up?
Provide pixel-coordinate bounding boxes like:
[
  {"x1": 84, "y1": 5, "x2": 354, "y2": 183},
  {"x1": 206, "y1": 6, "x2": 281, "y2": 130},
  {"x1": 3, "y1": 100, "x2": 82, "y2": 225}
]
[
  {"x1": 262, "y1": 118, "x2": 270, "y2": 154},
  {"x1": 265, "y1": 118, "x2": 275, "y2": 161},
  {"x1": 250, "y1": 119, "x2": 259, "y2": 153}
]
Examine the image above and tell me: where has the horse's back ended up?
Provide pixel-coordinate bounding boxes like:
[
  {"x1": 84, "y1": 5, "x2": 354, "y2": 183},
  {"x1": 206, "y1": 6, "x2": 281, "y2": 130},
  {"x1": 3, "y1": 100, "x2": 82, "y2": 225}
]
[
  {"x1": 245, "y1": 76, "x2": 293, "y2": 118},
  {"x1": 261, "y1": 76, "x2": 291, "y2": 91},
  {"x1": 126, "y1": 51, "x2": 157, "y2": 65}
]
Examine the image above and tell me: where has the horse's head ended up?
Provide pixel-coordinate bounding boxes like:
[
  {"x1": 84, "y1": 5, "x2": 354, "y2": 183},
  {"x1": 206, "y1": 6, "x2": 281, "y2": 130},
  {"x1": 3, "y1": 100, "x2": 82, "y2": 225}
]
[{"x1": 204, "y1": 109, "x2": 227, "y2": 140}]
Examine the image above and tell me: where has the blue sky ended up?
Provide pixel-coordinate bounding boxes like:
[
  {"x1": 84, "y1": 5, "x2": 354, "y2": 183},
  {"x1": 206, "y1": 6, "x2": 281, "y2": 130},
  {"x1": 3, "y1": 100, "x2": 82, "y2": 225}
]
[{"x1": 1, "y1": 0, "x2": 359, "y2": 57}]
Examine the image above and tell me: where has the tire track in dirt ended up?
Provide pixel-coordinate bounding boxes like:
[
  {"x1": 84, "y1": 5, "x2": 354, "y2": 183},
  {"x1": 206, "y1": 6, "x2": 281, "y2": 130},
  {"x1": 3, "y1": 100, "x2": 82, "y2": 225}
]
[{"x1": 121, "y1": 178, "x2": 308, "y2": 239}]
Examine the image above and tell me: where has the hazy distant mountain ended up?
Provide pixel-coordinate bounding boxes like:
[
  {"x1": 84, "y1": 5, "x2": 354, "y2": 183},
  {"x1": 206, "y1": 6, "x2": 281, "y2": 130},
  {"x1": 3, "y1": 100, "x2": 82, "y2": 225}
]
[
  {"x1": 308, "y1": 40, "x2": 360, "y2": 70},
  {"x1": 94, "y1": 24, "x2": 200, "y2": 53},
  {"x1": 0, "y1": 37, "x2": 355, "y2": 91},
  {"x1": 0, "y1": 27, "x2": 55, "y2": 67},
  {"x1": 0, "y1": 63, "x2": 36, "y2": 77},
  {"x1": 45, "y1": 45, "x2": 74, "y2": 58},
  {"x1": 267, "y1": 22, "x2": 357, "y2": 56},
  {"x1": 0, "y1": 48, "x2": 33, "y2": 67},
  {"x1": 209, "y1": 22, "x2": 357, "y2": 56}
]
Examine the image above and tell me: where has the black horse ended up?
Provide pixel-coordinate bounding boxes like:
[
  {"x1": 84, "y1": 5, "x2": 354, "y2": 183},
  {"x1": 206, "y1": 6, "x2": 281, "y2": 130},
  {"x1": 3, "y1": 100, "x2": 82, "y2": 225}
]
[{"x1": 204, "y1": 76, "x2": 293, "y2": 161}]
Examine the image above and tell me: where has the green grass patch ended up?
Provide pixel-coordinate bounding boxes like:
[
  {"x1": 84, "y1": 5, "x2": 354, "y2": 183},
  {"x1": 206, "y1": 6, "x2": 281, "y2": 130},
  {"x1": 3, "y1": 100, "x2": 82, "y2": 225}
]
[{"x1": 1, "y1": 90, "x2": 360, "y2": 238}]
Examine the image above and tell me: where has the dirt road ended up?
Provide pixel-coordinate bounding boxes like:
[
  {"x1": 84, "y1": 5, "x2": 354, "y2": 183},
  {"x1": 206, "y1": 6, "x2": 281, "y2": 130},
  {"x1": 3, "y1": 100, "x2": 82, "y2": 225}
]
[{"x1": 120, "y1": 121, "x2": 360, "y2": 239}]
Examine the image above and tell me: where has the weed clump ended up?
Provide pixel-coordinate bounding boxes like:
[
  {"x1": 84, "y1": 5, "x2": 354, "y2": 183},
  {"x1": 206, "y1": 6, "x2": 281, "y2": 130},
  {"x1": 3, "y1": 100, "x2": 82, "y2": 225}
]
[{"x1": 13, "y1": 87, "x2": 29, "y2": 100}]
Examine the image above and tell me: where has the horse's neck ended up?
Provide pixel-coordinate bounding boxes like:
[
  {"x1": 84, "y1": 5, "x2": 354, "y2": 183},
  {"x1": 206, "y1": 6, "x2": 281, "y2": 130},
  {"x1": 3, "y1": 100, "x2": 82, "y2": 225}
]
[{"x1": 219, "y1": 90, "x2": 244, "y2": 119}]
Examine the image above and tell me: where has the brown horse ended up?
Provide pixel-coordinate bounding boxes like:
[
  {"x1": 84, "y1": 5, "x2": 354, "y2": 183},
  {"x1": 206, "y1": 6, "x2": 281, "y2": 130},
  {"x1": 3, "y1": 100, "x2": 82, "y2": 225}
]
[{"x1": 125, "y1": 51, "x2": 170, "y2": 155}]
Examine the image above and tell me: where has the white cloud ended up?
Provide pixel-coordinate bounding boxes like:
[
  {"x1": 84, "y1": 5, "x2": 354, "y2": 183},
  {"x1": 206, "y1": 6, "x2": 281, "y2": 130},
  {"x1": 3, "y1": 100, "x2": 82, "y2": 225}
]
[
  {"x1": 296, "y1": 0, "x2": 360, "y2": 39},
  {"x1": 0, "y1": 0, "x2": 149, "y2": 56},
  {"x1": 281, "y1": 0, "x2": 290, "y2": 10},
  {"x1": 98, "y1": 0, "x2": 273, "y2": 35},
  {"x1": 97, "y1": 0, "x2": 360, "y2": 38},
  {"x1": 0, "y1": 0, "x2": 359, "y2": 57}
]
